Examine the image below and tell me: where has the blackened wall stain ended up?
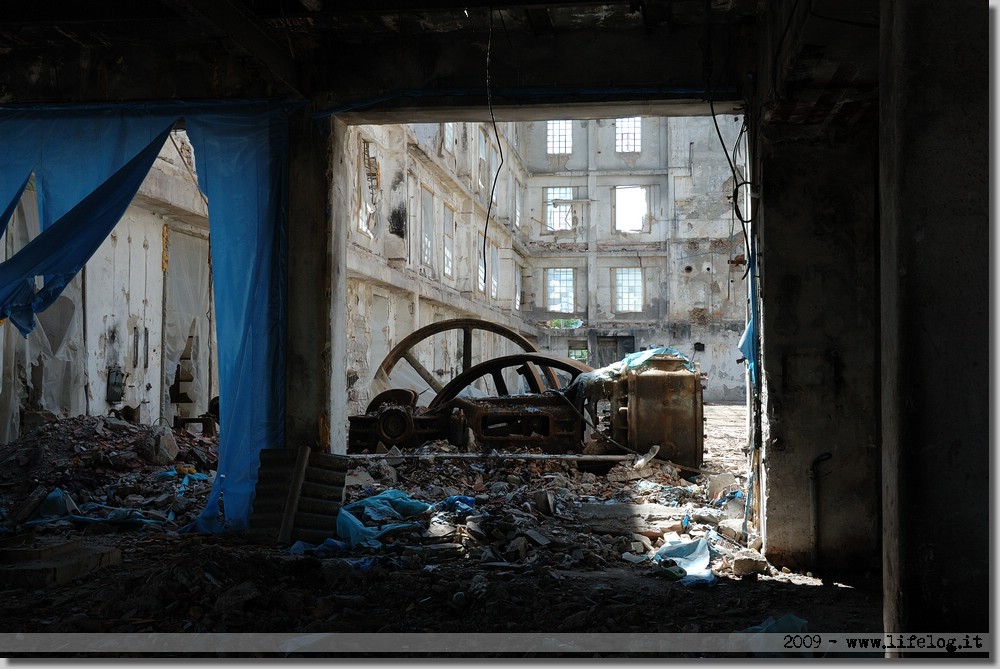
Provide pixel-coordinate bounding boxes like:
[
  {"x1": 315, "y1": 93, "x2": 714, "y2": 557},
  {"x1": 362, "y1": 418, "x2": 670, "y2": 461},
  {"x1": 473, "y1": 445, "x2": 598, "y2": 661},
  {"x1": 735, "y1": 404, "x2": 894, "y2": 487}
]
[{"x1": 388, "y1": 203, "x2": 406, "y2": 238}]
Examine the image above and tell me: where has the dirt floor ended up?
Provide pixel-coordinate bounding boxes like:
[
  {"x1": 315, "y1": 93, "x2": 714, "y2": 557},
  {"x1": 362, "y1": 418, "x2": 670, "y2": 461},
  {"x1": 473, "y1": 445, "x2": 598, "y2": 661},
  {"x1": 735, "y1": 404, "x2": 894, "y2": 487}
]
[{"x1": 0, "y1": 403, "x2": 882, "y2": 656}]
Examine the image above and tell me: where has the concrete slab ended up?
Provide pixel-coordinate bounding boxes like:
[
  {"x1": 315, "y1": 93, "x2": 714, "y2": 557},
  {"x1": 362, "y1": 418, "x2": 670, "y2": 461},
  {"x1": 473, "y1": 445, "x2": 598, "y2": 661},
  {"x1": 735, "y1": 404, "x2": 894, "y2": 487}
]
[{"x1": 0, "y1": 542, "x2": 122, "y2": 588}]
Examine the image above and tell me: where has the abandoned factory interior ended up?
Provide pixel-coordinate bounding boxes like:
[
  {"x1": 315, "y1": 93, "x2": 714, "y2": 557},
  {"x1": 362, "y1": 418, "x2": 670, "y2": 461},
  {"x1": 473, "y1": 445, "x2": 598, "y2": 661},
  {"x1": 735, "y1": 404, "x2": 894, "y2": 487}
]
[{"x1": 0, "y1": 0, "x2": 988, "y2": 657}]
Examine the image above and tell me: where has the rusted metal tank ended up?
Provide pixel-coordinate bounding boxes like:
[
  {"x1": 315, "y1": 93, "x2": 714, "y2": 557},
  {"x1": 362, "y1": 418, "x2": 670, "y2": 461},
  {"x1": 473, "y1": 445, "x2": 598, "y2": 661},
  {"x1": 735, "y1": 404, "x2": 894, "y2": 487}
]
[{"x1": 609, "y1": 354, "x2": 704, "y2": 469}]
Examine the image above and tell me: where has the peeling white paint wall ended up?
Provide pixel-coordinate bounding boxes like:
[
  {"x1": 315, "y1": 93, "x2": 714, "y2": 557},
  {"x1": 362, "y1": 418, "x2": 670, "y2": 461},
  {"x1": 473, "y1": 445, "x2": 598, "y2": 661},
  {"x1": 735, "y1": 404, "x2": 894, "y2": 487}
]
[{"x1": 0, "y1": 133, "x2": 214, "y2": 443}]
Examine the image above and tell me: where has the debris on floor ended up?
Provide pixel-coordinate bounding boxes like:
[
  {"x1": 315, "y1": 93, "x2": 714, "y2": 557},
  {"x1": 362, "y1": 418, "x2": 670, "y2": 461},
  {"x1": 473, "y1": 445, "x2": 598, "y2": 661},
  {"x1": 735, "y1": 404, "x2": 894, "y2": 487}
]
[
  {"x1": 0, "y1": 406, "x2": 882, "y2": 637},
  {"x1": 0, "y1": 415, "x2": 218, "y2": 532}
]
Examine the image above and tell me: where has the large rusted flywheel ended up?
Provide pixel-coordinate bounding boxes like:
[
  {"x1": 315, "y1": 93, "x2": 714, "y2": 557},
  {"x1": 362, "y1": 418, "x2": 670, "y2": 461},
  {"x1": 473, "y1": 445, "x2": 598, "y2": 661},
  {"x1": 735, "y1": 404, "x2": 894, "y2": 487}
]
[
  {"x1": 372, "y1": 318, "x2": 556, "y2": 401},
  {"x1": 428, "y1": 353, "x2": 594, "y2": 409}
]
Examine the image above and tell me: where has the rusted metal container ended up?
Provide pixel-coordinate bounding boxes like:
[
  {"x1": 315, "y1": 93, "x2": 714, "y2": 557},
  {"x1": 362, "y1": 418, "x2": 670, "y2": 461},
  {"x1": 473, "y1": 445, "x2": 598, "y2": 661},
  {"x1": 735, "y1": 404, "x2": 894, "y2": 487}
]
[{"x1": 610, "y1": 355, "x2": 704, "y2": 469}]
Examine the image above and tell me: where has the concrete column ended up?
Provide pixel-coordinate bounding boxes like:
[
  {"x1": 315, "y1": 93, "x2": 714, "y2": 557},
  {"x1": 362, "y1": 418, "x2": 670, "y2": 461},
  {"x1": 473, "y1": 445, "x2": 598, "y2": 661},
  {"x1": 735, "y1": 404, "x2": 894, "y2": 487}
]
[
  {"x1": 880, "y1": 0, "x2": 988, "y2": 635},
  {"x1": 586, "y1": 120, "x2": 599, "y2": 326},
  {"x1": 328, "y1": 119, "x2": 350, "y2": 454},
  {"x1": 285, "y1": 109, "x2": 334, "y2": 451},
  {"x1": 756, "y1": 124, "x2": 880, "y2": 574}
]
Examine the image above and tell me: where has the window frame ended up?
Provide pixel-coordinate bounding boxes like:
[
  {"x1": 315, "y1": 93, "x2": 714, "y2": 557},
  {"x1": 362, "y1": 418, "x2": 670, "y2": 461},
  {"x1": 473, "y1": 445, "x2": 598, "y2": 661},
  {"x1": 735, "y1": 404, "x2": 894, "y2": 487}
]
[
  {"x1": 357, "y1": 137, "x2": 379, "y2": 238},
  {"x1": 513, "y1": 265, "x2": 522, "y2": 310},
  {"x1": 477, "y1": 232, "x2": 487, "y2": 293},
  {"x1": 545, "y1": 186, "x2": 576, "y2": 232},
  {"x1": 615, "y1": 116, "x2": 642, "y2": 153},
  {"x1": 489, "y1": 244, "x2": 499, "y2": 299},
  {"x1": 545, "y1": 267, "x2": 575, "y2": 313},
  {"x1": 420, "y1": 185, "x2": 435, "y2": 269},
  {"x1": 613, "y1": 266, "x2": 644, "y2": 313},
  {"x1": 443, "y1": 122, "x2": 456, "y2": 153},
  {"x1": 443, "y1": 204, "x2": 455, "y2": 278},
  {"x1": 546, "y1": 120, "x2": 573, "y2": 155},
  {"x1": 613, "y1": 184, "x2": 650, "y2": 233}
]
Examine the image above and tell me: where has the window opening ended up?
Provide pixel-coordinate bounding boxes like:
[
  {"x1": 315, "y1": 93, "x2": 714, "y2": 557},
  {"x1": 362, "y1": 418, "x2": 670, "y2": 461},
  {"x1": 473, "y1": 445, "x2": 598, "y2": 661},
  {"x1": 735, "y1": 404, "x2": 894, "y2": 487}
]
[
  {"x1": 359, "y1": 139, "x2": 380, "y2": 236},
  {"x1": 616, "y1": 117, "x2": 641, "y2": 153},
  {"x1": 478, "y1": 129, "x2": 490, "y2": 192},
  {"x1": 490, "y1": 245, "x2": 499, "y2": 299},
  {"x1": 614, "y1": 185, "x2": 647, "y2": 232},
  {"x1": 514, "y1": 179, "x2": 523, "y2": 228},
  {"x1": 443, "y1": 205, "x2": 455, "y2": 278},
  {"x1": 514, "y1": 267, "x2": 522, "y2": 310},
  {"x1": 546, "y1": 186, "x2": 575, "y2": 231},
  {"x1": 546, "y1": 268, "x2": 574, "y2": 312},
  {"x1": 420, "y1": 187, "x2": 434, "y2": 268},
  {"x1": 546, "y1": 120, "x2": 572, "y2": 155},
  {"x1": 567, "y1": 341, "x2": 589, "y2": 363},
  {"x1": 614, "y1": 267, "x2": 643, "y2": 312},
  {"x1": 444, "y1": 122, "x2": 455, "y2": 152},
  {"x1": 478, "y1": 233, "x2": 487, "y2": 292}
]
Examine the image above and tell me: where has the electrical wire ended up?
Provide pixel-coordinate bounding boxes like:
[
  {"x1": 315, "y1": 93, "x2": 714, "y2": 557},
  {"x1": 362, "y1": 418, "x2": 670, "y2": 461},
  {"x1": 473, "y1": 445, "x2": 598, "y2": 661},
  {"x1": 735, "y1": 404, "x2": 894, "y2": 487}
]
[{"x1": 481, "y1": 6, "x2": 504, "y2": 297}]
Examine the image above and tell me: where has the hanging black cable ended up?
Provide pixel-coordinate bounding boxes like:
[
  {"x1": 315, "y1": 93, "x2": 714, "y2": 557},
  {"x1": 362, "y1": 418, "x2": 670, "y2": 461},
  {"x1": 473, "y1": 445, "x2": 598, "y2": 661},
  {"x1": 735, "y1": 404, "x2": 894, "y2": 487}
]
[{"x1": 481, "y1": 7, "x2": 505, "y2": 295}]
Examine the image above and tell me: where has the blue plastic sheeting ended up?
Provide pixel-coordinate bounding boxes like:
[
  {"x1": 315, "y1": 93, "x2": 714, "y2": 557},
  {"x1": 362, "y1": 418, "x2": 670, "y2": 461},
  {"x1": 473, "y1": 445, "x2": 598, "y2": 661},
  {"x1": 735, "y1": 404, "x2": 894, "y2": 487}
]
[
  {"x1": 0, "y1": 101, "x2": 294, "y2": 534},
  {"x1": 435, "y1": 495, "x2": 476, "y2": 515},
  {"x1": 0, "y1": 126, "x2": 173, "y2": 334},
  {"x1": 23, "y1": 488, "x2": 166, "y2": 527},
  {"x1": 652, "y1": 537, "x2": 718, "y2": 586},
  {"x1": 289, "y1": 538, "x2": 349, "y2": 558},
  {"x1": 336, "y1": 508, "x2": 423, "y2": 549},
  {"x1": 620, "y1": 346, "x2": 695, "y2": 372},
  {"x1": 0, "y1": 110, "x2": 183, "y2": 232},
  {"x1": 342, "y1": 489, "x2": 433, "y2": 523},
  {"x1": 184, "y1": 109, "x2": 289, "y2": 533},
  {"x1": 738, "y1": 253, "x2": 760, "y2": 391}
]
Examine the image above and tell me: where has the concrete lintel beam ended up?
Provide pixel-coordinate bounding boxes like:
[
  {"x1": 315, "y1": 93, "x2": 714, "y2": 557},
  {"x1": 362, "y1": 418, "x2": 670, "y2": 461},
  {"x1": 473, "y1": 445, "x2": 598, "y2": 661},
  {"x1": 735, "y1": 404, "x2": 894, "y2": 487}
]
[{"x1": 312, "y1": 24, "x2": 742, "y2": 116}]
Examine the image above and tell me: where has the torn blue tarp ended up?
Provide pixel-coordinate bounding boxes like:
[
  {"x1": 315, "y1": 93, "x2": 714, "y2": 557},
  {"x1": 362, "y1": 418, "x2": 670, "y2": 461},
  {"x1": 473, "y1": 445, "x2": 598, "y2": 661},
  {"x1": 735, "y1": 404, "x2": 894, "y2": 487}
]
[
  {"x1": 435, "y1": 495, "x2": 476, "y2": 515},
  {"x1": 23, "y1": 488, "x2": 166, "y2": 527},
  {"x1": 738, "y1": 253, "x2": 760, "y2": 392},
  {"x1": 342, "y1": 489, "x2": 433, "y2": 523},
  {"x1": 336, "y1": 507, "x2": 423, "y2": 549},
  {"x1": 0, "y1": 125, "x2": 173, "y2": 334},
  {"x1": 652, "y1": 537, "x2": 718, "y2": 586},
  {"x1": 0, "y1": 101, "x2": 295, "y2": 534}
]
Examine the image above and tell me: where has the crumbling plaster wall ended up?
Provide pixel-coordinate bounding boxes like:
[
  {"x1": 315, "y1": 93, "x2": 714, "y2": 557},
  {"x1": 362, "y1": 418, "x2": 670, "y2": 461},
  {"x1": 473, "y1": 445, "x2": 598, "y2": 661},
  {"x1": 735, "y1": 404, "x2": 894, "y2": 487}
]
[
  {"x1": 520, "y1": 116, "x2": 747, "y2": 402},
  {"x1": 339, "y1": 120, "x2": 538, "y2": 413},
  {"x1": 0, "y1": 137, "x2": 213, "y2": 444}
]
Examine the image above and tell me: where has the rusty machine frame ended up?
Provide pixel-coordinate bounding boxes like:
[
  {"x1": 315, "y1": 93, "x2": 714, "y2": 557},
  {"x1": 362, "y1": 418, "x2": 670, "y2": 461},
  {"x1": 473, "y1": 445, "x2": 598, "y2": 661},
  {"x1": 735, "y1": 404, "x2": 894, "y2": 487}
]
[{"x1": 348, "y1": 319, "x2": 704, "y2": 469}]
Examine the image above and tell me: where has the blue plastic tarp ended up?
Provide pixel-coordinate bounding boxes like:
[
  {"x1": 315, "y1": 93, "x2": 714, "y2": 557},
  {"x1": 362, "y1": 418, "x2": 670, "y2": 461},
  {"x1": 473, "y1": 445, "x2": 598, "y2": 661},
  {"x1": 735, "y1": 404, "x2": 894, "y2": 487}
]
[
  {"x1": 653, "y1": 537, "x2": 718, "y2": 586},
  {"x1": 0, "y1": 125, "x2": 173, "y2": 333},
  {"x1": 621, "y1": 346, "x2": 696, "y2": 372},
  {"x1": 738, "y1": 254, "x2": 759, "y2": 391},
  {"x1": 0, "y1": 101, "x2": 294, "y2": 534},
  {"x1": 342, "y1": 489, "x2": 433, "y2": 523}
]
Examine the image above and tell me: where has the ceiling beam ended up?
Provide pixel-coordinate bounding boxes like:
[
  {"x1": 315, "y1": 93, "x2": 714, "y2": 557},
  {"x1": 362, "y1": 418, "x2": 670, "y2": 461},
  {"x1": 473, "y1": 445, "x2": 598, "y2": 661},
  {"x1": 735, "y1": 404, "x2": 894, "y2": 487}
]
[{"x1": 158, "y1": 0, "x2": 301, "y2": 97}]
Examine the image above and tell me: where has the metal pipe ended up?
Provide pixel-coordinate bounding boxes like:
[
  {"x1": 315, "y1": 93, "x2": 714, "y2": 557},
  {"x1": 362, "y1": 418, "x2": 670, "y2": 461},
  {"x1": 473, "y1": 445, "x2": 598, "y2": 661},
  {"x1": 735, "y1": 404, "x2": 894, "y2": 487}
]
[
  {"x1": 348, "y1": 452, "x2": 639, "y2": 462},
  {"x1": 347, "y1": 450, "x2": 723, "y2": 474},
  {"x1": 810, "y1": 452, "x2": 833, "y2": 571}
]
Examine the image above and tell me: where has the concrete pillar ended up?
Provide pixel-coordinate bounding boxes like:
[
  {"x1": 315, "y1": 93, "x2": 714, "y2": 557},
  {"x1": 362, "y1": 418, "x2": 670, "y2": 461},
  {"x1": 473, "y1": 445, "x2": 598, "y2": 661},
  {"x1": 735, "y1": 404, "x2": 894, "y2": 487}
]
[
  {"x1": 586, "y1": 120, "x2": 599, "y2": 329},
  {"x1": 285, "y1": 109, "x2": 334, "y2": 451},
  {"x1": 329, "y1": 119, "x2": 350, "y2": 453},
  {"x1": 880, "y1": 0, "x2": 988, "y2": 635},
  {"x1": 757, "y1": 123, "x2": 880, "y2": 574}
]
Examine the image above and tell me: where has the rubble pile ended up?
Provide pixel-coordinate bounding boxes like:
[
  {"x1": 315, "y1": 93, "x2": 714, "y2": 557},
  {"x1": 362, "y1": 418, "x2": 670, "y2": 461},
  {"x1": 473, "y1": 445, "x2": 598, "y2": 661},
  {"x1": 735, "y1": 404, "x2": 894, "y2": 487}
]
[
  {"x1": 0, "y1": 406, "x2": 882, "y2": 636},
  {"x1": 338, "y1": 440, "x2": 770, "y2": 582},
  {"x1": 0, "y1": 416, "x2": 218, "y2": 530}
]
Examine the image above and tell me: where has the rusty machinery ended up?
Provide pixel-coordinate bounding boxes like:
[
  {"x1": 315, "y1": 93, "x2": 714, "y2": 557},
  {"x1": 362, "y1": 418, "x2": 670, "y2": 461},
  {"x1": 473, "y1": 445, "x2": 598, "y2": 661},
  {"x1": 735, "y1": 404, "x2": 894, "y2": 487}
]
[{"x1": 348, "y1": 319, "x2": 704, "y2": 469}]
